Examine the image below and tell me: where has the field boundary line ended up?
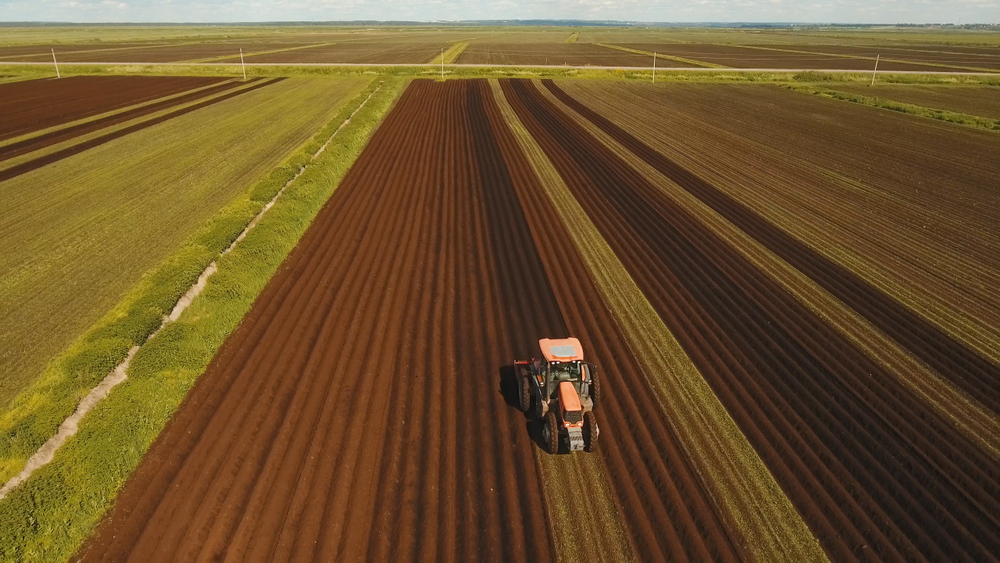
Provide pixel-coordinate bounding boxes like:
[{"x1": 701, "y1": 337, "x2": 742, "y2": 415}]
[
  {"x1": 4, "y1": 60, "x2": 999, "y2": 77},
  {"x1": 595, "y1": 42, "x2": 726, "y2": 68},
  {"x1": 0, "y1": 80, "x2": 382, "y2": 501},
  {"x1": 785, "y1": 84, "x2": 1000, "y2": 133},
  {"x1": 537, "y1": 81, "x2": 1000, "y2": 460},
  {"x1": 185, "y1": 41, "x2": 336, "y2": 63},
  {"x1": 564, "y1": 32, "x2": 579, "y2": 43},
  {"x1": 730, "y1": 43, "x2": 995, "y2": 73},
  {"x1": 489, "y1": 78, "x2": 827, "y2": 562},
  {"x1": 0, "y1": 78, "x2": 236, "y2": 150}
]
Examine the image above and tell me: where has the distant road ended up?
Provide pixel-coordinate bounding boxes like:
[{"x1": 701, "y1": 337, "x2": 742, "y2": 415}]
[{"x1": 2, "y1": 60, "x2": 998, "y2": 75}]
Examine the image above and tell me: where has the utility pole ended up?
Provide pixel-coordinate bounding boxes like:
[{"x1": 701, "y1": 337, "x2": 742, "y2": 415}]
[
  {"x1": 51, "y1": 49, "x2": 60, "y2": 78},
  {"x1": 240, "y1": 48, "x2": 247, "y2": 80},
  {"x1": 652, "y1": 51, "x2": 657, "y2": 84},
  {"x1": 870, "y1": 54, "x2": 880, "y2": 87},
  {"x1": 440, "y1": 48, "x2": 444, "y2": 81}
]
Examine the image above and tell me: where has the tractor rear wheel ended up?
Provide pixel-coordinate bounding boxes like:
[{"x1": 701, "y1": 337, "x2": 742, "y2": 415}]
[
  {"x1": 519, "y1": 375, "x2": 532, "y2": 413},
  {"x1": 543, "y1": 410, "x2": 560, "y2": 454},
  {"x1": 589, "y1": 366, "x2": 601, "y2": 410},
  {"x1": 584, "y1": 411, "x2": 599, "y2": 452}
]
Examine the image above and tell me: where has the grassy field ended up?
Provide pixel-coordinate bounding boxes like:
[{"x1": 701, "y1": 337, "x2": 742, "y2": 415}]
[
  {"x1": 0, "y1": 77, "x2": 366, "y2": 411},
  {"x1": 0, "y1": 78, "x2": 402, "y2": 562}
]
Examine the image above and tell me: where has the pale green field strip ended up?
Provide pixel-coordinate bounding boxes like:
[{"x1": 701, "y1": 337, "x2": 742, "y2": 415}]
[
  {"x1": 0, "y1": 79, "x2": 399, "y2": 562},
  {"x1": 490, "y1": 79, "x2": 827, "y2": 561},
  {"x1": 556, "y1": 81, "x2": 1000, "y2": 370},
  {"x1": 596, "y1": 43, "x2": 726, "y2": 68},
  {"x1": 189, "y1": 42, "x2": 337, "y2": 63},
  {"x1": 732, "y1": 43, "x2": 996, "y2": 73},
  {"x1": 564, "y1": 32, "x2": 579, "y2": 43},
  {"x1": 0, "y1": 77, "x2": 367, "y2": 415},
  {"x1": 537, "y1": 82, "x2": 1000, "y2": 460},
  {"x1": 786, "y1": 85, "x2": 1000, "y2": 133},
  {"x1": 0, "y1": 78, "x2": 238, "y2": 150},
  {"x1": 0, "y1": 79, "x2": 261, "y2": 171},
  {"x1": 535, "y1": 454, "x2": 635, "y2": 563},
  {"x1": 429, "y1": 41, "x2": 469, "y2": 65}
]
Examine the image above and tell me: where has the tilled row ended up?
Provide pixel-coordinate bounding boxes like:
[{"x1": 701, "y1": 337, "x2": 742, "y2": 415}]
[
  {"x1": 542, "y1": 79, "x2": 1000, "y2": 414},
  {"x1": 501, "y1": 78, "x2": 999, "y2": 561},
  {"x1": 78, "y1": 80, "x2": 559, "y2": 562}
]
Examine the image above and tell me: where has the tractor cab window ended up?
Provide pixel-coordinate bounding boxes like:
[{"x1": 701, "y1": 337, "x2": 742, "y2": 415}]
[{"x1": 548, "y1": 361, "x2": 581, "y2": 383}]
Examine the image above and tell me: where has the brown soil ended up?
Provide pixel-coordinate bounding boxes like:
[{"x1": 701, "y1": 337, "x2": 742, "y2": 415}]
[
  {"x1": 0, "y1": 76, "x2": 224, "y2": 140},
  {"x1": 789, "y1": 45, "x2": 1000, "y2": 70},
  {"x1": 506, "y1": 78, "x2": 999, "y2": 561},
  {"x1": 618, "y1": 43, "x2": 967, "y2": 71},
  {"x1": 455, "y1": 43, "x2": 654, "y2": 67},
  {"x1": 76, "y1": 79, "x2": 748, "y2": 562},
  {"x1": 246, "y1": 42, "x2": 446, "y2": 64}
]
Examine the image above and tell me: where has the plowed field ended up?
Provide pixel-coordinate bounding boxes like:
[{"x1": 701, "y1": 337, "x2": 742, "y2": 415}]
[
  {"x1": 455, "y1": 43, "x2": 651, "y2": 67},
  {"x1": 74, "y1": 78, "x2": 999, "y2": 562}
]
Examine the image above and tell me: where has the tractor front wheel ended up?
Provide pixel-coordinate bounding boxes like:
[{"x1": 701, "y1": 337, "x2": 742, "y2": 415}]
[
  {"x1": 519, "y1": 375, "x2": 532, "y2": 413},
  {"x1": 584, "y1": 411, "x2": 599, "y2": 452},
  {"x1": 543, "y1": 410, "x2": 560, "y2": 454}
]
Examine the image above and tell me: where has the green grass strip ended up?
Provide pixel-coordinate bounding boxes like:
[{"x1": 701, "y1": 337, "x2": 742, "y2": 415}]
[
  {"x1": 2, "y1": 63, "x2": 998, "y2": 85},
  {"x1": 429, "y1": 41, "x2": 469, "y2": 65},
  {"x1": 0, "y1": 77, "x2": 403, "y2": 562},
  {"x1": 595, "y1": 42, "x2": 726, "y2": 69},
  {"x1": 564, "y1": 32, "x2": 579, "y2": 44},
  {"x1": 785, "y1": 84, "x2": 1000, "y2": 133},
  {"x1": 0, "y1": 79, "x2": 366, "y2": 484}
]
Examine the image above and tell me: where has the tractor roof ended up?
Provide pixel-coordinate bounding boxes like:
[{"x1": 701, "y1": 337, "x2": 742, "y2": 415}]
[{"x1": 539, "y1": 337, "x2": 584, "y2": 362}]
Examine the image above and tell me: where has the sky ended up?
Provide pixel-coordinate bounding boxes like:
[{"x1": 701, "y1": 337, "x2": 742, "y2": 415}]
[{"x1": 1, "y1": 0, "x2": 998, "y2": 24}]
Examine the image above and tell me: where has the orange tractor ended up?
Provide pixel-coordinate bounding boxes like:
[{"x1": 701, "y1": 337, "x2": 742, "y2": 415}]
[{"x1": 515, "y1": 338, "x2": 600, "y2": 453}]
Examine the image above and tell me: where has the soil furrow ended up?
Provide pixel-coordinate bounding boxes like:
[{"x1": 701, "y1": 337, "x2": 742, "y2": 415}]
[
  {"x1": 541, "y1": 79, "x2": 1000, "y2": 412},
  {"x1": 504, "y1": 78, "x2": 1000, "y2": 561}
]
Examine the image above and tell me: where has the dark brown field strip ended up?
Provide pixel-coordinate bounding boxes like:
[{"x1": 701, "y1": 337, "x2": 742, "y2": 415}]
[
  {"x1": 502, "y1": 78, "x2": 1000, "y2": 562},
  {"x1": 78, "y1": 80, "x2": 555, "y2": 563},
  {"x1": 0, "y1": 79, "x2": 245, "y2": 162},
  {"x1": 0, "y1": 76, "x2": 225, "y2": 140},
  {"x1": 542, "y1": 79, "x2": 1000, "y2": 416},
  {"x1": 0, "y1": 78, "x2": 281, "y2": 183},
  {"x1": 473, "y1": 80, "x2": 744, "y2": 561}
]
